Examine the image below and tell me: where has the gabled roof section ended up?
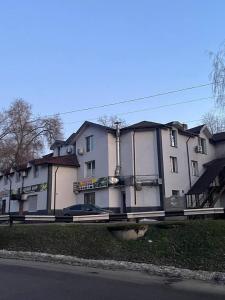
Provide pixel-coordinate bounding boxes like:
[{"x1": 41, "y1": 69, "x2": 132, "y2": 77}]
[
  {"x1": 212, "y1": 132, "x2": 225, "y2": 143},
  {"x1": 31, "y1": 154, "x2": 80, "y2": 167},
  {"x1": 65, "y1": 121, "x2": 115, "y2": 145},
  {"x1": 187, "y1": 124, "x2": 205, "y2": 134},
  {"x1": 122, "y1": 121, "x2": 168, "y2": 132}
]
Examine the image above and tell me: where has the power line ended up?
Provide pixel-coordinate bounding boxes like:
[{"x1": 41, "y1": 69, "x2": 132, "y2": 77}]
[
  {"x1": 65, "y1": 95, "x2": 213, "y2": 125},
  {"x1": 47, "y1": 82, "x2": 213, "y2": 117}
]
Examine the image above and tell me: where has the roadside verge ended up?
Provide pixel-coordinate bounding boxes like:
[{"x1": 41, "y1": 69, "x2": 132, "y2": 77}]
[{"x1": 0, "y1": 249, "x2": 225, "y2": 284}]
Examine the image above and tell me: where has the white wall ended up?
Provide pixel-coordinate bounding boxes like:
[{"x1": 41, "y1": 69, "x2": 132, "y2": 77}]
[
  {"x1": 76, "y1": 126, "x2": 109, "y2": 179},
  {"x1": 120, "y1": 130, "x2": 161, "y2": 210},
  {"x1": 162, "y1": 127, "x2": 216, "y2": 198},
  {"x1": 0, "y1": 164, "x2": 49, "y2": 213},
  {"x1": 51, "y1": 166, "x2": 77, "y2": 210},
  {"x1": 120, "y1": 131, "x2": 133, "y2": 176}
]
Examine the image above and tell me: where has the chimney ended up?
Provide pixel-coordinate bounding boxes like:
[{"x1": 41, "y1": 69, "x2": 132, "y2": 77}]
[{"x1": 182, "y1": 123, "x2": 188, "y2": 130}]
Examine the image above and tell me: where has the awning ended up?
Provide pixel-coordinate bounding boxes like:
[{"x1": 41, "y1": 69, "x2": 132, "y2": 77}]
[{"x1": 187, "y1": 158, "x2": 225, "y2": 195}]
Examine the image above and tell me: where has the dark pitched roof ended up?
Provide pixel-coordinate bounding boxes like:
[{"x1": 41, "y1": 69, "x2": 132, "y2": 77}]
[
  {"x1": 42, "y1": 153, "x2": 54, "y2": 158},
  {"x1": 187, "y1": 158, "x2": 225, "y2": 194},
  {"x1": 122, "y1": 121, "x2": 168, "y2": 131},
  {"x1": 187, "y1": 124, "x2": 205, "y2": 134},
  {"x1": 212, "y1": 132, "x2": 225, "y2": 143},
  {"x1": 31, "y1": 154, "x2": 80, "y2": 167}
]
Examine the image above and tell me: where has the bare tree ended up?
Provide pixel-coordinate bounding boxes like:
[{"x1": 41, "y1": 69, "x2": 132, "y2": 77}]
[
  {"x1": 0, "y1": 99, "x2": 63, "y2": 170},
  {"x1": 210, "y1": 43, "x2": 225, "y2": 107},
  {"x1": 202, "y1": 111, "x2": 225, "y2": 134},
  {"x1": 97, "y1": 115, "x2": 127, "y2": 129}
]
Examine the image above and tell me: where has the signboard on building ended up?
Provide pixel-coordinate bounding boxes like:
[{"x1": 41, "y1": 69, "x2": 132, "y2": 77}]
[
  {"x1": 23, "y1": 183, "x2": 48, "y2": 194},
  {"x1": 73, "y1": 177, "x2": 108, "y2": 192}
]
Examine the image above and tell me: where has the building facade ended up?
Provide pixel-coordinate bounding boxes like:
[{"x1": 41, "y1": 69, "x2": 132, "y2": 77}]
[{"x1": 1, "y1": 120, "x2": 225, "y2": 214}]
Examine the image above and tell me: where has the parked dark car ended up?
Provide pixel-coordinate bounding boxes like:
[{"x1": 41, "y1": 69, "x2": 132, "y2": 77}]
[{"x1": 63, "y1": 204, "x2": 111, "y2": 216}]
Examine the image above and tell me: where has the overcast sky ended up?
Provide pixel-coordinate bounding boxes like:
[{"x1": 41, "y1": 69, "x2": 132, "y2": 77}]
[{"x1": 0, "y1": 0, "x2": 224, "y2": 137}]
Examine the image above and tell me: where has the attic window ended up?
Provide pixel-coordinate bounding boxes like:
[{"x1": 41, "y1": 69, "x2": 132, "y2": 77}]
[
  {"x1": 170, "y1": 130, "x2": 177, "y2": 147},
  {"x1": 86, "y1": 135, "x2": 94, "y2": 152}
]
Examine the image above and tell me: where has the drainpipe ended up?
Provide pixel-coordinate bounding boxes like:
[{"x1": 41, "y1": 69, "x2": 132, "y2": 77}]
[
  {"x1": 186, "y1": 136, "x2": 192, "y2": 190},
  {"x1": 132, "y1": 130, "x2": 137, "y2": 206},
  {"x1": 53, "y1": 166, "x2": 59, "y2": 215},
  {"x1": 19, "y1": 175, "x2": 25, "y2": 215},
  {"x1": 115, "y1": 122, "x2": 121, "y2": 176},
  {"x1": 8, "y1": 176, "x2": 12, "y2": 214}
]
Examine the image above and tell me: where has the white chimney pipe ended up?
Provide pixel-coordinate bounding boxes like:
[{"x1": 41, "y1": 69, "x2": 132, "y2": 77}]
[{"x1": 115, "y1": 122, "x2": 121, "y2": 176}]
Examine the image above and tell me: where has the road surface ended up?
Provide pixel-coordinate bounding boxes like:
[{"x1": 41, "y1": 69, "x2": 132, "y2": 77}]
[{"x1": 0, "y1": 258, "x2": 224, "y2": 299}]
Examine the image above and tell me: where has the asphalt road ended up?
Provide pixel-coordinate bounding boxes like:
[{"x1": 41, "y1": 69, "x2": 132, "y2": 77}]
[{"x1": 0, "y1": 259, "x2": 225, "y2": 300}]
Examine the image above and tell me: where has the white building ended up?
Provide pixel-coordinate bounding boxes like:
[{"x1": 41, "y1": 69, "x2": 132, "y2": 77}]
[
  {"x1": 0, "y1": 154, "x2": 79, "y2": 214},
  {"x1": 1, "y1": 120, "x2": 225, "y2": 214}
]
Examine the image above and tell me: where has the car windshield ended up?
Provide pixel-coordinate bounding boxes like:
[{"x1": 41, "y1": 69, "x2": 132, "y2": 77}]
[{"x1": 88, "y1": 204, "x2": 104, "y2": 211}]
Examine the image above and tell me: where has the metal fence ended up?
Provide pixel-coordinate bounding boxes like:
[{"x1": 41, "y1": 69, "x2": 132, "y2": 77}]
[{"x1": 0, "y1": 207, "x2": 224, "y2": 225}]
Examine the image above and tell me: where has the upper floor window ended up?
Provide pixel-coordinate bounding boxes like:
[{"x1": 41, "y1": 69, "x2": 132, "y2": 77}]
[
  {"x1": 86, "y1": 135, "x2": 94, "y2": 152},
  {"x1": 4, "y1": 176, "x2": 8, "y2": 185},
  {"x1": 198, "y1": 137, "x2": 207, "y2": 154},
  {"x1": 170, "y1": 156, "x2": 178, "y2": 173},
  {"x1": 33, "y1": 165, "x2": 39, "y2": 178},
  {"x1": 170, "y1": 130, "x2": 177, "y2": 147},
  {"x1": 85, "y1": 160, "x2": 95, "y2": 177},
  {"x1": 57, "y1": 147, "x2": 61, "y2": 156},
  {"x1": 191, "y1": 160, "x2": 199, "y2": 176},
  {"x1": 15, "y1": 172, "x2": 20, "y2": 182}
]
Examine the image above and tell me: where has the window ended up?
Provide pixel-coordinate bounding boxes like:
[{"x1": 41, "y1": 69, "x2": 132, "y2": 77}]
[
  {"x1": 56, "y1": 147, "x2": 60, "y2": 156},
  {"x1": 170, "y1": 130, "x2": 177, "y2": 147},
  {"x1": 170, "y1": 156, "x2": 178, "y2": 173},
  {"x1": 28, "y1": 195, "x2": 37, "y2": 212},
  {"x1": 33, "y1": 165, "x2": 39, "y2": 178},
  {"x1": 15, "y1": 172, "x2": 20, "y2": 182},
  {"x1": 4, "y1": 176, "x2": 8, "y2": 185},
  {"x1": 86, "y1": 135, "x2": 94, "y2": 152},
  {"x1": 84, "y1": 192, "x2": 95, "y2": 205},
  {"x1": 85, "y1": 160, "x2": 95, "y2": 177},
  {"x1": 191, "y1": 160, "x2": 199, "y2": 176},
  {"x1": 172, "y1": 190, "x2": 179, "y2": 196},
  {"x1": 198, "y1": 137, "x2": 207, "y2": 154}
]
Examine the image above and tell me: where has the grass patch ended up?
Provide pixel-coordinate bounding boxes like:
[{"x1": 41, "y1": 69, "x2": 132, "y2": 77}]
[{"x1": 0, "y1": 220, "x2": 225, "y2": 272}]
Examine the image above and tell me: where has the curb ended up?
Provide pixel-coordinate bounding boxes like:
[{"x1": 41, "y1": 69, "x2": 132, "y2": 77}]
[{"x1": 0, "y1": 249, "x2": 225, "y2": 284}]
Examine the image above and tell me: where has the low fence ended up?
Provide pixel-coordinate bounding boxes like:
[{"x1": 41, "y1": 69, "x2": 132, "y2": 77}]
[{"x1": 0, "y1": 207, "x2": 224, "y2": 225}]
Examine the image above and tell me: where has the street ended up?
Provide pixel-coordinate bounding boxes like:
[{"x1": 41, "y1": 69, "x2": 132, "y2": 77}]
[{"x1": 0, "y1": 259, "x2": 224, "y2": 299}]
